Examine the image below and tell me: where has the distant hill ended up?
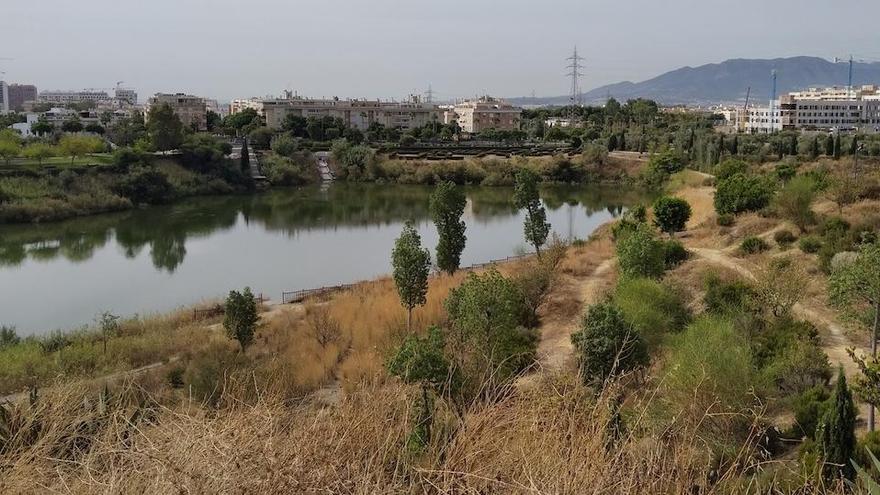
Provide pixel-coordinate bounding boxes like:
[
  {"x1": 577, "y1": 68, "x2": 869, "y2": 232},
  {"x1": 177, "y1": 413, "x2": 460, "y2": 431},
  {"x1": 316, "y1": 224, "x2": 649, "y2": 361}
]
[{"x1": 511, "y1": 56, "x2": 880, "y2": 107}]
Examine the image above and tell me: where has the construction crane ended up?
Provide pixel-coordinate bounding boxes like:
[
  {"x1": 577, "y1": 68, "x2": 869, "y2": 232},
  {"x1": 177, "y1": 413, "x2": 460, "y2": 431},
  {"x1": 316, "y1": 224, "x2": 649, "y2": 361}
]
[
  {"x1": 833, "y1": 55, "x2": 880, "y2": 95},
  {"x1": 739, "y1": 86, "x2": 751, "y2": 132}
]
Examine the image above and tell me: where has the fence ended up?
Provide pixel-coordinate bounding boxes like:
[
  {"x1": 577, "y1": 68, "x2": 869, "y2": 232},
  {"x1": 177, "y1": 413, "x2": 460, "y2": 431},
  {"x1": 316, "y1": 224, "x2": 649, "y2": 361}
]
[
  {"x1": 280, "y1": 253, "x2": 535, "y2": 305},
  {"x1": 192, "y1": 293, "x2": 268, "y2": 321}
]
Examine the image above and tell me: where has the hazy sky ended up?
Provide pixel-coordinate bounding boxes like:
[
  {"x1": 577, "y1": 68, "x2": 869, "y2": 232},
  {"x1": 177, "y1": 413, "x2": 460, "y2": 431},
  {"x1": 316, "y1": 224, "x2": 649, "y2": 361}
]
[{"x1": 4, "y1": 0, "x2": 880, "y2": 102}]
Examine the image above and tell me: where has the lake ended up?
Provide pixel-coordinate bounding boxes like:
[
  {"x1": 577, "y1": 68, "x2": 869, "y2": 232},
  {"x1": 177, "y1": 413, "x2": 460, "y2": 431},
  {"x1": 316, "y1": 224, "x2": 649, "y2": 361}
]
[{"x1": 0, "y1": 184, "x2": 647, "y2": 335}]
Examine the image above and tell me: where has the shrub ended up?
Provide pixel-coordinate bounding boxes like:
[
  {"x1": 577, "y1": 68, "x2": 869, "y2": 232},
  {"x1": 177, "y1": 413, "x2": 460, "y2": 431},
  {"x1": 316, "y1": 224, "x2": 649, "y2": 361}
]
[
  {"x1": 774, "y1": 230, "x2": 797, "y2": 247},
  {"x1": 571, "y1": 302, "x2": 648, "y2": 385},
  {"x1": 616, "y1": 224, "x2": 666, "y2": 279},
  {"x1": 714, "y1": 158, "x2": 748, "y2": 180},
  {"x1": 114, "y1": 167, "x2": 174, "y2": 205},
  {"x1": 716, "y1": 213, "x2": 735, "y2": 227},
  {"x1": 740, "y1": 236, "x2": 769, "y2": 255},
  {"x1": 662, "y1": 239, "x2": 689, "y2": 268},
  {"x1": 261, "y1": 155, "x2": 312, "y2": 186},
  {"x1": 799, "y1": 236, "x2": 822, "y2": 254},
  {"x1": 652, "y1": 196, "x2": 692, "y2": 234},
  {"x1": 704, "y1": 274, "x2": 757, "y2": 316},
  {"x1": 0, "y1": 325, "x2": 19, "y2": 348},
  {"x1": 183, "y1": 339, "x2": 241, "y2": 406},
  {"x1": 790, "y1": 386, "x2": 830, "y2": 439},
  {"x1": 714, "y1": 173, "x2": 774, "y2": 215},
  {"x1": 774, "y1": 176, "x2": 816, "y2": 232},
  {"x1": 613, "y1": 278, "x2": 689, "y2": 350},
  {"x1": 223, "y1": 287, "x2": 259, "y2": 351},
  {"x1": 855, "y1": 431, "x2": 880, "y2": 472}
]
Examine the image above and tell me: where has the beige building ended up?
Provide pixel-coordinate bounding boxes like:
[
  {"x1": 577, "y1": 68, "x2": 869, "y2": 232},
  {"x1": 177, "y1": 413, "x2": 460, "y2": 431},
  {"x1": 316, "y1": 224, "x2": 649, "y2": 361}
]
[
  {"x1": 261, "y1": 96, "x2": 438, "y2": 131},
  {"x1": 745, "y1": 85, "x2": 880, "y2": 134},
  {"x1": 145, "y1": 93, "x2": 207, "y2": 131},
  {"x1": 448, "y1": 97, "x2": 522, "y2": 134}
]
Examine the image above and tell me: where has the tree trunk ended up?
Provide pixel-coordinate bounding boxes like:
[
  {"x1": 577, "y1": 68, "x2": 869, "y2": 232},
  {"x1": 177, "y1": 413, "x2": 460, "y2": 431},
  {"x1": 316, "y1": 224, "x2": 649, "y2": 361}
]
[{"x1": 872, "y1": 301, "x2": 879, "y2": 432}]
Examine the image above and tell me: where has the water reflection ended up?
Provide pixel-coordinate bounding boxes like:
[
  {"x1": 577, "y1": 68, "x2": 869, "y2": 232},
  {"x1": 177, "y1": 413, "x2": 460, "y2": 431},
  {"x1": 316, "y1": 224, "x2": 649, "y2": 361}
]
[{"x1": 0, "y1": 184, "x2": 642, "y2": 273}]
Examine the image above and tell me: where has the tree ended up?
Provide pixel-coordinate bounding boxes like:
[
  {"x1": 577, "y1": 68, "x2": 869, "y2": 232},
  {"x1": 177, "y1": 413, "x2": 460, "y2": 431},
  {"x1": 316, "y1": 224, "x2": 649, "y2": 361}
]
[
  {"x1": 831, "y1": 242, "x2": 880, "y2": 430},
  {"x1": 571, "y1": 302, "x2": 648, "y2": 385},
  {"x1": 834, "y1": 133, "x2": 842, "y2": 160},
  {"x1": 31, "y1": 118, "x2": 54, "y2": 137},
  {"x1": 513, "y1": 169, "x2": 550, "y2": 257},
  {"x1": 206, "y1": 110, "x2": 222, "y2": 131},
  {"x1": 59, "y1": 135, "x2": 101, "y2": 164},
  {"x1": 248, "y1": 127, "x2": 274, "y2": 150},
  {"x1": 240, "y1": 137, "x2": 250, "y2": 173},
  {"x1": 147, "y1": 103, "x2": 184, "y2": 152},
  {"x1": 652, "y1": 196, "x2": 692, "y2": 235},
  {"x1": 0, "y1": 140, "x2": 20, "y2": 165},
  {"x1": 392, "y1": 221, "x2": 431, "y2": 331},
  {"x1": 84, "y1": 123, "x2": 105, "y2": 135},
  {"x1": 22, "y1": 143, "x2": 55, "y2": 165},
  {"x1": 714, "y1": 173, "x2": 773, "y2": 215},
  {"x1": 223, "y1": 287, "x2": 259, "y2": 351},
  {"x1": 445, "y1": 269, "x2": 535, "y2": 395},
  {"x1": 775, "y1": 175, "x2": 817, "y2": 232},
  {"x1": 61, "y1": 117, "x2": 83, "y2": 133},
  {"x1": 429, "y1": 181, "x2": 467, "y2": 275},
  {"x1": 817, "y1": 369, "x2": 857, "y2": 480},
  {"x1": 825, "y1": 134, "x2": 835, "y2": 157},
  {"x1": 755, "y1": 257, "x2": 807, "y2": 318},
  {"x1": 270, "y1": 134, "x2": 298, "y2": 158},
  {"x1": 810, "y1": 136, "x2": 820, "y2": 160},
  {"x1": 616, "y1": 223, "x2": 666, "y2": 279},
  {"x1": 97, "y1": 311, "x2": 119, "y2": 355}
]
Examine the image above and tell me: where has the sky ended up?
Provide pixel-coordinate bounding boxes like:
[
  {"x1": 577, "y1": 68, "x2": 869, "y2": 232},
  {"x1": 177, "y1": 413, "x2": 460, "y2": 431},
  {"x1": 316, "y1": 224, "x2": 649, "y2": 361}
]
[{"x1": 4, "y1": 0, "x2": 880, "y2": 103}]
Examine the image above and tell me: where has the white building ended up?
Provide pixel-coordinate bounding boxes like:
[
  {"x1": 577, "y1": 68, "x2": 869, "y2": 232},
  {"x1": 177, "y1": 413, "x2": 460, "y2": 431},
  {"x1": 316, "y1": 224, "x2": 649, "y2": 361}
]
[
  {"x1": 746, "y1": 85, "x2": 880, "y2": 134},
  {"x1": 449, "y1": 97, "x2": 522, "y2": 134},
  {"x1": 261, "y1": 95, "x2": 439, "y2": 131},
  {"x1": 38, "y1": 90, "x2": 113, "y2": 105}
]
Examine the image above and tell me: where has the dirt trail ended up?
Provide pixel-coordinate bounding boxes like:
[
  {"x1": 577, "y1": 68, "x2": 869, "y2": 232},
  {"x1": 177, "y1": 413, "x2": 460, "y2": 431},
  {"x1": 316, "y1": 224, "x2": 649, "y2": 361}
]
[{"x1": 536, "y1": 258, "x2": 616, "y2": 370}]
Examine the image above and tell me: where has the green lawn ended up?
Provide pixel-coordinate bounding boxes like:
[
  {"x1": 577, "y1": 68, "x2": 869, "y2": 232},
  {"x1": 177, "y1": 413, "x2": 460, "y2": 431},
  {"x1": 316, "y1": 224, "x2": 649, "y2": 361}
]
[{"x1": 2, "y1": 153, "x2": 113, "y2": 169}]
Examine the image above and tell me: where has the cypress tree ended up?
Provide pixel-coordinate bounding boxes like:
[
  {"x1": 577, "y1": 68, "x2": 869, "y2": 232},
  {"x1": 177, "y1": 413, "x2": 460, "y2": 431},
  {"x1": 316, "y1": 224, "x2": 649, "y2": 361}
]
[
  {"x1": 429, "y1": 181, "x2": 467, "y2": 275},
  {"x1": 789, "y1": 134, "x2": 799, "y2": 156},
  {"x1": 241, "y1": 138, "x2": 250, "y2": 172},
  {"x1": 849, "y1": 135, "x2": 858, "y2": 156},
  {"x1": 834, "y1": 134, "x2": 842, "y2": 160},
  {"x1": 825, "y1": 134, "x2": 835, "y2": 156},
  {"x1": 731, "y1": 134, "x2": 738, "y2": 155},
  {"x1": 718, "y1": 134, "x2": 725, "y2": 158},
  {"x1": 809, "y1": 136, "x2": 820, "y2": 160},
  {"x1": 818, "y1": 369, "x2": 857, "y2": 480},
  {"x1": 513, "y1": 169, "x2": 550, "y2": 257}
]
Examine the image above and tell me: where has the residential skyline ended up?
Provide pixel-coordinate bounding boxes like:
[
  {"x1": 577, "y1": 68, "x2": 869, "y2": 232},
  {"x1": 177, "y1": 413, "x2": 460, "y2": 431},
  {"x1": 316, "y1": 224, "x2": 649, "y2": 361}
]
[{"x1": 4, "y1": 0, "x2": 880, "y2": 102}]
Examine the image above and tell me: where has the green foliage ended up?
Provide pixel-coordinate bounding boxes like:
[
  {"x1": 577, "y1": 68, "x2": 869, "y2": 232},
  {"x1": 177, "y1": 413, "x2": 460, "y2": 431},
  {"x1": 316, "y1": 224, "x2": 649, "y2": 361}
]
[
  {"x1": 248, "y1": 127, "x2": 274, "y2": 150},
  {"x1": 774, "y1": 230, "x2": 797, "y2": 247},
  {"x1": 714, "y1": 173, "x2": 774, "y2": 215},
  {"x1": 616, "y1": 223, "x2": 666, "y2": 279},
  {"x1": 714, "y1": 158, "x2": 748, "y2": 180},
  {"x1": 613, "y1": 277, "x2": 689, "y2": 350},
  {"x1": 179, "y1": 134, "x2": 231, "y2": 170},
  {"x1": 0, "y1": 139, "x2": 20, "y2": 165},
  {"x1": 513, "y1": 169, "x2": 550, "y2": 255},
  {"x1": 571, "y1": 302, "x2": 648, "y2": 385},
  {"x1": 754, "y1": 318, "x2": 831, "y2": 395},
  {"x1": 392, "y1": 221, "x2": 431, "y2": 329},
  {"x1": 740, "y1": 236, "x2": 769, "y2": 255},
  {"x1": 0, "y1": 326, "x2": 19, "y2": 348},
  {"x1": 703, "y1": 274, "x2": 757, "y2": 316},
  {"x1": 114, "y1": 167, "x2": 174, "y2": 205},
  {"x1": 791, "y1": 386, "x2": 830, "y2": 439},
  {"x1": 21, "y1": 143, "x2": 55, "y2": 165},
  {"x1": 386, "y1": 326, "x2": 456, "y2": 394},
  {"x1": 332, "y1": 140, "x2": 377, "y2": 180},
  {"x1": 661, "y1": 239, "x2": 690, "y2": 268},
  {"x1": 58, "y1": 135, "x2": 104, "y2": 163},
  {"x1": 775, "y1": 175, "x2": 816, "y2": 232},
  {"x1": 261, "y1": 154, "x2": 312, "y2": 186},
  {"x1": 830, "y1": 242, "x2": 880, "y2": 310},
  {"x1": 429, "y1": 181, "x2": 467, "y2": 275},
  {"x1": 223, "y1": 287, "x2": 259, "y2": 351},
  {"x1": 270, "y1": 134, "x2": 298, "y2": 158},
  {"x1": 716, "y1": 213, "x2": 735, "y2": 227},
  {"x1": 799, "y1": 235, "x2": 823, "y2": 254},
  {"x1": 445, "y1": 269, "x2": 536, "y2": 393},
  {"x1": 817, "y1": 371, "x2": 857, "y2": 480},
  {"x1": 147, "y1": 103, "x2": 184, "y2": 152},
  {"x1": 662, "y1": 315, "x2": 757, "y2": 413},
  {"x1": 641, "y1": 150, "x2": 684, "y2": 188},
  {"x1": 652, "y1": 196, "x2": 692, "y2": 234}
]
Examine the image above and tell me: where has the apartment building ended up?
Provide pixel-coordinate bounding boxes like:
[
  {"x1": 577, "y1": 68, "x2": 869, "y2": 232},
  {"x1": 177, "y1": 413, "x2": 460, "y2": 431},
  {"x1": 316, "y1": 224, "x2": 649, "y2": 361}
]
[
  {"x1": 746, "y1": 85, "x2": 880, "y2": 134},
  {"x1": 448, "y1": 97, "x2": 522, "y2": 134},
  {"x1": 0, "y1": 81, "x2": 8, "y2": 113},
  {"x1": 114, "y1": 87, "x2": 138, "y2": 105},
  {"x1": 8, "y1": 84, "x2": 37, "y2": 112},
  {"x1": 261, "y1": 96, "x2": 438, "y2": 131},
  {"x1": 230, "y1": 97, "x2": 265, "y2": 116},
  {"x1": 145, "y1": 93, "x2": 207, "y2": 131},
  {"x1": 38, "y1": 90, "x2": 113, "y2": 105}
]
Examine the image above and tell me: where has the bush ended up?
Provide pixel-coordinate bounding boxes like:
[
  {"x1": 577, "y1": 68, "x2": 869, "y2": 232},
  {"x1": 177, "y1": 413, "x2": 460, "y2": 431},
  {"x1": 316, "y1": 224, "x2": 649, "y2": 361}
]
[
  {"x1": 740, "y1": 236, "x2": 769, "y2": 255},
  {"x1": 790, "y1": 386, "x2": 830, "y2": 439},
  {"x1": 652, "y1": 196, "x2": 692, "y2": 234},
  {"x1": 114, "y1": 167, "x2": 174, "y2": 205},
  {"x1": 714, "y1": 173, "x2": 774, "y2": 215},
  {"x1": 714, "y1": 158, "x2": 749, "y2": 180},
  {"x1": 261, "y1": 154, "x2": 313, "y2": 186},
  {"x1": 856, "y1": 431, "x2": 880, "y2": 472},
  {"x1": 183, "y1": 340, "x2": 241, "y2": 406},
  {"x1": 774, "y1": 176, "x2": 816, "y2": 232},
  {"x1": 571, "y1": 302, "x2": 648, "y2": 385},
  {"x1": 716, "y1": 213, "x2": 735, "y2": 227},
  {"x1": 641, "y1": 150, "x2": 685, "y2": 188},
  {"x1": 799, "y1": 235, "x2": 822, "y2": 254},
  {"x1": 616, "y1": 224, "x2": 666, "y2": 279},
  {"x1": 662, "y1": 239, "x2": 689, "y2": 268},
  {"x1": 0, "y1": 325, "x2": 19, "y2": 348},
  {"x1": 613, "y1": 278, "x2": 689, "y2": 350},
  {"x1": 774, "y1": 230, "x2": 797, "y2": 247},
  {"x1": 704, "y1": 274, "x2": 757, "y2": 316}
]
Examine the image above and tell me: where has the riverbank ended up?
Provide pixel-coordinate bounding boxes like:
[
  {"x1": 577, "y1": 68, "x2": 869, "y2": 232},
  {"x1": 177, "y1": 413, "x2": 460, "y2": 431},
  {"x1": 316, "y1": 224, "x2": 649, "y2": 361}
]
[{"x1": 3, "y1": 160, "x2": 880, "y2": 492}]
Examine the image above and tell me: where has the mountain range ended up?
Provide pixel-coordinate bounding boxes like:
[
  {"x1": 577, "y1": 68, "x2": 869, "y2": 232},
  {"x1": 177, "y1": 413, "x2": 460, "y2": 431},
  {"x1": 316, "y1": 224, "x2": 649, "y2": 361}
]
[{"x1": 510, "y1": 56, "x2": 880, "y2": 107}]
